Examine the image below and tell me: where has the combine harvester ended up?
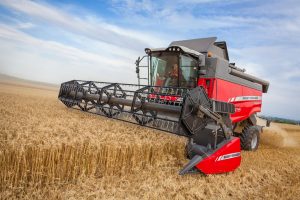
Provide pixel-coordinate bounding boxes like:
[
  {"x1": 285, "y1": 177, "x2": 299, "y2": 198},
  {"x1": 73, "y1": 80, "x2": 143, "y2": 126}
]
[{"x1": 58, "y1": 37, "x2": 269, "y2": 175}]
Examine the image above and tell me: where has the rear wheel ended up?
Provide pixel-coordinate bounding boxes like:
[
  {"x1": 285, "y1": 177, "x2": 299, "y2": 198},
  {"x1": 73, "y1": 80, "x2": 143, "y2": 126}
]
[{"x1": 240, "y1": 126, "x2": 260, "y2": 151}]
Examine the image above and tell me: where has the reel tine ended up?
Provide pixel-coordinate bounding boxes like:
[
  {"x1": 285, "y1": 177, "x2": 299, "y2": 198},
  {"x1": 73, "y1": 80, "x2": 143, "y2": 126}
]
[{"x1": 58, "y1": 80, "x2": 189, "y2": 136}]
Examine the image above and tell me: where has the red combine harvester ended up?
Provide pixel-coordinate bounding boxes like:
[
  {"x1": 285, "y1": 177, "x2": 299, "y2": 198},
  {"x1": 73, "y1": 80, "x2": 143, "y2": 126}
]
[{"x1": 58, "y1": 37, "x2": 269, "y2": 175}]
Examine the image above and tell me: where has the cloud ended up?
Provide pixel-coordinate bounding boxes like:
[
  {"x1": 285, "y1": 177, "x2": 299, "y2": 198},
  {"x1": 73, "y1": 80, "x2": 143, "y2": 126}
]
[
  {"x1": 0, "y1": 24, "x2": 141, "y2": 84},
  {"x1": 0, "y1": 0, "x2": 166, "y2": 50},
  {"x1": 0, "y1": 0, "x2": 168, "y2": 84},
  {"x1": 110, "y1": 0, "x2": 257, "y2": 32},
  {"x1": 0, "y1": 24, "x2": 128, "y2": 67}
]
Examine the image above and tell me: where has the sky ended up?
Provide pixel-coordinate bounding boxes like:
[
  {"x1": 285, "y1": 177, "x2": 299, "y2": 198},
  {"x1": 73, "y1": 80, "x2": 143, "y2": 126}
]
[{"x1": 0, "y1": 0, "x2": 300, "y2": 120}]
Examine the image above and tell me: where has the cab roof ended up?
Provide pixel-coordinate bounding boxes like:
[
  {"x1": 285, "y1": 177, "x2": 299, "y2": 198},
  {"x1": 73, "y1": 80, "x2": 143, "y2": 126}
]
[
  {"x1": 146, "y1": 37, "x2": 230, "y2": 61},
  {"x1": 169, "y1": 37, "x2": 229, "y2": 61}
]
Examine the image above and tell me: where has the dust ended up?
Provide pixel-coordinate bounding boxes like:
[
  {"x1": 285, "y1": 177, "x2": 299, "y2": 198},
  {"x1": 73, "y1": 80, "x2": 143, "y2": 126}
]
[{"x1": 258, "y1": 118, "x2": 299, "y2": 148}]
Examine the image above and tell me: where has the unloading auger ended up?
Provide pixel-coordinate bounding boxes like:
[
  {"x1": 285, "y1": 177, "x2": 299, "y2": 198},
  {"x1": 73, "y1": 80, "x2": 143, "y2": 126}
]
[{"x1": 58, "y1": 37, "x2": 269, "y2": 174}]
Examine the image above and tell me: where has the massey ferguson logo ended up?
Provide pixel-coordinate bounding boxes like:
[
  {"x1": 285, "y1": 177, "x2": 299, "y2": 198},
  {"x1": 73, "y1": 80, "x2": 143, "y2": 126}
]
[
  {"x1": 228, "y1": 96, "x2": 262, "y2": 103},
  {"x1": 216, "y1": 152, "x2": 241, "y2": 161}
]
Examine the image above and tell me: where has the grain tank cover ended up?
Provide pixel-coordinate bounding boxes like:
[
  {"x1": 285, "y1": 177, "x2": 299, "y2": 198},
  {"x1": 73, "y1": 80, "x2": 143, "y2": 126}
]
[
  {"x1": 169, "y1": 37, "x2": 229, "y2": 61},
  {"x1": 169, "y1": 37, "x2": 217, "y2": 53}
]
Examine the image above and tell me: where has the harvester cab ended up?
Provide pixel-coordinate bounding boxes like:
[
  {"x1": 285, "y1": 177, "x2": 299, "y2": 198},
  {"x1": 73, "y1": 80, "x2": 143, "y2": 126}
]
[
  {"x1": 136, "y1": 42, "x2": 206, "y2": 88},
  {"x1": 58, "y1": 37, "x2": 269, "y2": 175}
]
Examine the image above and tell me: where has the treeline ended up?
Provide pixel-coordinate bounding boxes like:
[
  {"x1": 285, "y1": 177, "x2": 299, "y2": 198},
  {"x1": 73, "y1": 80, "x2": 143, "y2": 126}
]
[{"x1": 259, "y1": 115, "x2": 300, "y2": 125}]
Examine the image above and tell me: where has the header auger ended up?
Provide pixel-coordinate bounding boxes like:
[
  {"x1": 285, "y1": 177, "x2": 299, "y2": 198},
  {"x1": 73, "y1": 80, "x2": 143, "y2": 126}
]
[{"x1": 59, "y1": 37, "x2": 269, "y2": 175}]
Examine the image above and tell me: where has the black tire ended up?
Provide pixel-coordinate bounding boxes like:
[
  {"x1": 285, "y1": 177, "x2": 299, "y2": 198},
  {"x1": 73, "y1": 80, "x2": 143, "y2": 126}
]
[{"x1": 240, "y1": 126, "x2": 260, "y2": 151}]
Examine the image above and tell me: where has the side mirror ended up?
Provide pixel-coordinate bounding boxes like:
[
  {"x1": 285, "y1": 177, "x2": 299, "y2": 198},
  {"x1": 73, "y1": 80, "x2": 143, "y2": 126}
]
[
  {"x1": 135, "y1": 56, "x2": 140, "y2": 66},
  {"x1": 135, "y1": 57, "x2": 140, "y2": 74},
  {"x1": 198, "y1": 54, "x2": 205, "y2": 67}
]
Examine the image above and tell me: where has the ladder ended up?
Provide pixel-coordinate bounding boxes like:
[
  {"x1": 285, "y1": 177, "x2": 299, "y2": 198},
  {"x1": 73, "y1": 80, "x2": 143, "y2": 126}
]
[{"x1": 135, "y1": 55, "x2": 149, "y2": 86}]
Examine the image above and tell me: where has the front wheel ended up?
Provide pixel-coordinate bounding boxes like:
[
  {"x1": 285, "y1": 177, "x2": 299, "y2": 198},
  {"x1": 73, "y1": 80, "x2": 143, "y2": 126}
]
[{"x1": 240, "y1": 126, "x2": 260, "y2": 151}]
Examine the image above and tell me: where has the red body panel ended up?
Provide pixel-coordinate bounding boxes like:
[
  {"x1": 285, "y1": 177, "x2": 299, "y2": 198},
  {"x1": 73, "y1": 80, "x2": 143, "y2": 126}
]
[
  {"x1": 196, "y1": 137, "x2": 241, "y2": 174},
  {"x1": 198, "y1": 78, "x2": 262, "y2": 123}
]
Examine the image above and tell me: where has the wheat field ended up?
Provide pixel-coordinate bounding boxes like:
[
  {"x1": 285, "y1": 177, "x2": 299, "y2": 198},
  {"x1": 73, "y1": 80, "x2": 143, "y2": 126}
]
[{"x1": 0, "y1": 81, "x2": 299, "y2": 200}]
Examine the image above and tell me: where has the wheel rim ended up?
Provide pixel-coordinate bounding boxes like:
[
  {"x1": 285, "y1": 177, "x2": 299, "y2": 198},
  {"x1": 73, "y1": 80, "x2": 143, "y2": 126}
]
[{"x1": 251, "y1": 133, "x2": 258, "y2": 149}]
